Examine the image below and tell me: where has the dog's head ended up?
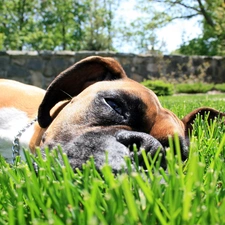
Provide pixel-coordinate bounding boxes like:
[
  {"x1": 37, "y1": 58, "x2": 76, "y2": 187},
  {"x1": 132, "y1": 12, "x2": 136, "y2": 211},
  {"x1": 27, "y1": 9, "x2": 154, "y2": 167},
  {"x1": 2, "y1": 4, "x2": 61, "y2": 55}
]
[{"x1": 36, "y1": 56, "x2": 225, "y2": 171}]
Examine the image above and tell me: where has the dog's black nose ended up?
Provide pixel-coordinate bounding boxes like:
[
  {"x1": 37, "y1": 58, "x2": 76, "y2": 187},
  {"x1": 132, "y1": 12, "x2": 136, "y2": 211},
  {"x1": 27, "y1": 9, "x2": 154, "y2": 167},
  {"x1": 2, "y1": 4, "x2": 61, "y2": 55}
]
[{"x1": 115, "y1": 130, "x2": 166, "y2": 169}]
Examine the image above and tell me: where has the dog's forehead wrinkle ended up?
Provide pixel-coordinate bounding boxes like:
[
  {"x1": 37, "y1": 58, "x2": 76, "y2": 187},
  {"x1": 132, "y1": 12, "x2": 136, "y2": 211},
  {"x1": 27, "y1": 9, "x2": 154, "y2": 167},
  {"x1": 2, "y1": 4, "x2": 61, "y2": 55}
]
[{"x1": 73, "y1": 79, "x2": 159, "y2": 109}]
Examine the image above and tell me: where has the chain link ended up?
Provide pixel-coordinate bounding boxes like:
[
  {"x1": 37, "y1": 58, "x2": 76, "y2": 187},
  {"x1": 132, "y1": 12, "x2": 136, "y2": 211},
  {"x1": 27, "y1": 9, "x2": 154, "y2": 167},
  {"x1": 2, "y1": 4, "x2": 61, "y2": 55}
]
[{"x1": 12, "y1": 117, "x2": 37, "y2": 164}]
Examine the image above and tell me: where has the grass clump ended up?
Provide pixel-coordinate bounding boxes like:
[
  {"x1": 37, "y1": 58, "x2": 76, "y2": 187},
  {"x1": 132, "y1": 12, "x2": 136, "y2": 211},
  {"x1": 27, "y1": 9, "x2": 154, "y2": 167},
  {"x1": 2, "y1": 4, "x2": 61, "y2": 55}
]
[
  {"x1": 215, "y1": 83, "x2": 225, "y2": 92},
  {"x1": 142, "y1": 79, "x2": 225, "y2": 94},
  {"x1": 175, "y1": 82, "x2": 214, "y2": 94},
  {"x1": 141, "y1": 80, "x2": 174, "y2": 96}
]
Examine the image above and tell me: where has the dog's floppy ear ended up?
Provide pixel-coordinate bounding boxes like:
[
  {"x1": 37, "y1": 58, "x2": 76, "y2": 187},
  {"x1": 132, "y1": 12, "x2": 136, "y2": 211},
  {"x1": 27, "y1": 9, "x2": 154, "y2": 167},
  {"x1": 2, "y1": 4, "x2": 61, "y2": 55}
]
[
  {"x1": 182, "y1": 107, "x2": 225, "y2": 137},
  {"x1": 38, "y1": 56, "x2": 127, "y2": 128}
]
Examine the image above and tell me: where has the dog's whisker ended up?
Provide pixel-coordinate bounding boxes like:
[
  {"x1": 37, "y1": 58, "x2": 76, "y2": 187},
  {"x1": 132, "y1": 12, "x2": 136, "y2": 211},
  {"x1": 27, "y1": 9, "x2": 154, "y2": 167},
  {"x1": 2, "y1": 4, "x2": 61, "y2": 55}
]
[{"x1": 60, "y1": 89, "x2": 73, "y2": 99}]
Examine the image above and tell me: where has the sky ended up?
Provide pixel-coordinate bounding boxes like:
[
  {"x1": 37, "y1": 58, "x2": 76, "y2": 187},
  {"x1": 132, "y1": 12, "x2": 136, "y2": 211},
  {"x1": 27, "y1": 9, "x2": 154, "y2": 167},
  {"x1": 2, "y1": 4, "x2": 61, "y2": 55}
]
[
  {"x1": 115, "y1": 0, "x2": 202, "y2": 54},
  {"x1": 155, "y1": 19, "x2": 202, "y2": 54}
]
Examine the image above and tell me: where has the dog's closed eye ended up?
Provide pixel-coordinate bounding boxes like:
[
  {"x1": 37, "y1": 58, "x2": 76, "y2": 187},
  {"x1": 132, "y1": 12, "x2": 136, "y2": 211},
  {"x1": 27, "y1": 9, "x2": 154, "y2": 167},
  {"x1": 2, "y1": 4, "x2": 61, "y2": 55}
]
[{"x1": 105, "y1": 98, "x2": 123, "y2": 115}]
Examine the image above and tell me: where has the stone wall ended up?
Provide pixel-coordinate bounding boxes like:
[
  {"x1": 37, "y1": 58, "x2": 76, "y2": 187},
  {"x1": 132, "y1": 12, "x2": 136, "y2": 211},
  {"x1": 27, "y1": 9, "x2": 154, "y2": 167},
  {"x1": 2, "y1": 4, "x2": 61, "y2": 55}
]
[{"x1": 0, "y1": 50, "x2": 225, "y2": 89}]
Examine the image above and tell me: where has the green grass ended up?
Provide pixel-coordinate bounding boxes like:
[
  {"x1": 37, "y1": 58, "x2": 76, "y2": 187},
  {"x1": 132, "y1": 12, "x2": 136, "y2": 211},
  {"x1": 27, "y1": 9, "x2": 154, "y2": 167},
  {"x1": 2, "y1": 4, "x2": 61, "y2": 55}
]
[
  {"x1": 1, "y1": 94, "x2": 225, "y2": 225},
  {"x1": 159, "y1": 93, "x2": 225, "y2": 118},
  {"x1": 175, "y1": 83, "x2": 214, "y2": 94}
]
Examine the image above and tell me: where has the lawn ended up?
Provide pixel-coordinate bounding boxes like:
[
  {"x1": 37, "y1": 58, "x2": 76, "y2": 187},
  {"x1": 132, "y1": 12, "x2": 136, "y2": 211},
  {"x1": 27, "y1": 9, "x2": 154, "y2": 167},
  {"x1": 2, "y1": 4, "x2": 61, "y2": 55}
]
[{"x1": 0, "y1": 94, "x2": 225, "y2": 225}]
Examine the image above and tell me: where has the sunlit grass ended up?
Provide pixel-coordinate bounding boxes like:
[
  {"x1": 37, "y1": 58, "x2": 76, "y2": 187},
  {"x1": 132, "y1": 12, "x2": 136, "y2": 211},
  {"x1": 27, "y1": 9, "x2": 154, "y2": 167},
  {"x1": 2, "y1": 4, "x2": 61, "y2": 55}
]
[
  {"x1": 0, "y1": 94, "x2": 225, "y2": 225},
  {"x1": 159, "y1": 93, "x2": 225, "y2": 118}
]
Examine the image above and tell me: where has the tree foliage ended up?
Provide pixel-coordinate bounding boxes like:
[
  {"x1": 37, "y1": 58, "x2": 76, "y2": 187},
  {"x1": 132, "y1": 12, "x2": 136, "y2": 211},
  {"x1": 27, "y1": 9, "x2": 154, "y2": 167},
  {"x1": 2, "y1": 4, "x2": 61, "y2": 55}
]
[
  {"x1": 134, "y1": 0, "x2": 225, "y2": 55},
  {"x1": 117, "y1": 1, "x2": 168, "y2": 54},
  {"x1": 178, "y1": 0, "x2": 225, "y2": 55},
  {"x1": 0, "y1": 0, "x2": 36, "y2": 50},
  {"x1": 118, "y1": 17, "x2": 163, "y2": 54},
  {"x1": 0, "y1": 0, "x2": 118, "y2": 51},
  {"x1": 33, "y1": 0, "x2": 88, "y2": 51},
  {"x1": 82, "y1": 0, "x2": 117, "y2": 51},
  {"x1": 1, "y1": 0, "x2": 224, "y2": 55}
]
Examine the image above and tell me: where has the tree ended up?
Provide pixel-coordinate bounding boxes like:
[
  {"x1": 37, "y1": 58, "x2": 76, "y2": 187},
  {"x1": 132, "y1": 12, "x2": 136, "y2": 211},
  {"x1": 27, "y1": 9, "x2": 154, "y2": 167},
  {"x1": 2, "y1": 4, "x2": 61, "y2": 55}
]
[
  {"x1": 174, "y1": 0, "x2": 225, "y2": 55},
  {"x1": 31, "y1": 0, "x2": 88, "y2": 51},
  {"x1": 82, "y1": 0, "x2": 118, "y2": 51},
  {"x1": 118, "y1": 18, "x2": 163, "y2": 54},
  {"x1": 0, "y1": 0, "x2": 37, "y2": 50},
  {"x1": 117, "y1": 0, "x2": 173, "y2": 54},
  {"x1": 133, "y1": 0, "x2": 225, "y2": 55},
  {"x1": 0, "y1": 0, "x2": 118, "y2": 51},
  {"x1": 0, "y1": 0, "x2": 87, "y2": 50}
]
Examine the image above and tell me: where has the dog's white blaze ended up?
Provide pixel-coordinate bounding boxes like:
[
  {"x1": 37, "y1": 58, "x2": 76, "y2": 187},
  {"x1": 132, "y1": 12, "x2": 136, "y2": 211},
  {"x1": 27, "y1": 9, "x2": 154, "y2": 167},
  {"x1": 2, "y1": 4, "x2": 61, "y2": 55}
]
[{"x1": 0, "y1": 107, "x2": 34, "y2": 163}]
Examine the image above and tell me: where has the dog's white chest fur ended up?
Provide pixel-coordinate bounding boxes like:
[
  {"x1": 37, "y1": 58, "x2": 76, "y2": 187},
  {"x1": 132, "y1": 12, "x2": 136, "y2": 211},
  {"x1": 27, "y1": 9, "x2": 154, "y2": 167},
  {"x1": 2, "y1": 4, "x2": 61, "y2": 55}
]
[{"x1": 0, "y1": 107, "x2": 34, "y2": 163}]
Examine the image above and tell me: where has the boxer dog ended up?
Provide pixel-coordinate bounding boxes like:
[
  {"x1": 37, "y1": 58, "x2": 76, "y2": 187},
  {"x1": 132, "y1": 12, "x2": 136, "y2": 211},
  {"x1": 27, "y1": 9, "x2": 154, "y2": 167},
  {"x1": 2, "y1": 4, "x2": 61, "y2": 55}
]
[{"x1": 0, "y1": 56, "x2": 224, "y2": 171}]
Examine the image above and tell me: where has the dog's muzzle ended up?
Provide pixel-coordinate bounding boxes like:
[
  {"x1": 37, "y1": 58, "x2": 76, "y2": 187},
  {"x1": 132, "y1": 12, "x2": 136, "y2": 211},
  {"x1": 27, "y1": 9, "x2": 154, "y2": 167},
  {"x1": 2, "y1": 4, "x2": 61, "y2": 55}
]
[{"x1": 42, "y1": 129, "x2": 167, "y2": 172}]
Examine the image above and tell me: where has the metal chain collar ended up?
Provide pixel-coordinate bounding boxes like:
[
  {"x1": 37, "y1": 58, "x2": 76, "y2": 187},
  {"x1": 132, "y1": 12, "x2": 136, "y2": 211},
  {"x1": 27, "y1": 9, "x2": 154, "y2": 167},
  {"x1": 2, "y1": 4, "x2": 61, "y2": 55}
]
[{"x1": 12, "y1": 117, "x2": 37, "y2": 164}]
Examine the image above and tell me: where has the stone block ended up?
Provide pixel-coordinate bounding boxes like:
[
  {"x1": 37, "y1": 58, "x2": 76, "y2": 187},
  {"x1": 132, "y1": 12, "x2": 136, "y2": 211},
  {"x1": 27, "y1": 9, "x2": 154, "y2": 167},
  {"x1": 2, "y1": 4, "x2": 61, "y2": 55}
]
[
  {"x1": 0, "y1": 71, "x2": 7, "y2": 77},
  {"x1": 0, "y1": 56, "x2": 10, "y2": 71},
  {"x1": 130, "y1": 73, "x2": 144, "y2": 82},
  {"x1": 30, "y1": 71, "x2": 43, "y2": 88},
  {"x1": 7, "y1": 64, "x2": 30, "y2": 78},
  {"x1": 27, "y1": 57, "x2": 44, "y2": 71},
  {"x1": 147, "y1": 63, "x2": 158, "y2": 73},
  {"x1": 11, "y1": 56, "x2": 27, "y2": 66}
]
